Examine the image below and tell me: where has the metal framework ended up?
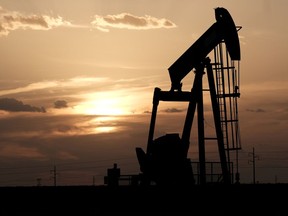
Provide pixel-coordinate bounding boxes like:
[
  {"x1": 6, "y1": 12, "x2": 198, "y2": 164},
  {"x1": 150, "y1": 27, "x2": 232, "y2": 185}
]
[
  {"x1": 135, "y1": 7, "x2": 242, "y2": 186},
  {"x1": 212, "y1": 37, "x2": 242, "y2": 183}
]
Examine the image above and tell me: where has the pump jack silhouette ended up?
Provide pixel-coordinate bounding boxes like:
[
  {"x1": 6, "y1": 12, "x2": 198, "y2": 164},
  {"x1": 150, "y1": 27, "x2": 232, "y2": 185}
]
[{"x1": 136, "y1": 7, "x2": 242, "y2": 186}]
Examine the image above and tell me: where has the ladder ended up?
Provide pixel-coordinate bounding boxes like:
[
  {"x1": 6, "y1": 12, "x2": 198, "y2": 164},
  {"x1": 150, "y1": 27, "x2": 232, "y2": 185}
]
[{"x1": 212, "y1": 41, "x2": 242, "y2": 174}]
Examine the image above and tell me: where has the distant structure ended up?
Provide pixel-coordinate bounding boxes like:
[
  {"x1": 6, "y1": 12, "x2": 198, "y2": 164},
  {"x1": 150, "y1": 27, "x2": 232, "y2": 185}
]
[
  {"x1": 36, "y1": 178, "x2": 42, "y2": 186},
  {"x1": 104, "y1": 163, "x2": 121, "y2": 187}
]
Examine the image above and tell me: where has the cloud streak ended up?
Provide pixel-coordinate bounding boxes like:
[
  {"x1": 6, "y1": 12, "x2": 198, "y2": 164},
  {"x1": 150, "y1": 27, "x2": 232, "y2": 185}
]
[
  {"x1": 0, "y1": 77, "x2": 108, "y2": 97},
  {"x1": 246, "y1": 108, "x2": 266, "y2": 113},
  {"x1": 0, "y1": 144, "x2": 45, "y2": 159},
  {"x1": 91, "y1": 13, "x2": 177, "y2": 32},
  {"x1": 0, "y1": 6, "x2": 72, "y2": 36}
]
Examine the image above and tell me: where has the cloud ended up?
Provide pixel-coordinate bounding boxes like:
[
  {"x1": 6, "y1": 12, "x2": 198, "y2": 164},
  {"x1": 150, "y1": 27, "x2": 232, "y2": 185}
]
[
  {"x1": 0, "y1": 75, "x2": 155, "y2": 114},
  {"x1": 162, "y1": 107, "x2": 185, "y2": 113},
  {"x1": 0, "y1": 7, "x2": 177, "y2": 35},
  {"x1": 56, "y1": 151, "x2": 78, "y2": 160},
  {"x1": 0, "y1": 5, "x2": 72, "y2": 36},
  {"x1": 54, "y1": 100, "x2": 68, "y2": 109},
  {"x1": 0, "y1": 98, "x2": 46, "y2": 113},
  {"x1": 246, "y1": 108, "x2": 266, "y2": 113},
  {"x1": 91, "y1": 13, "x2": 176, "y2": 32}
]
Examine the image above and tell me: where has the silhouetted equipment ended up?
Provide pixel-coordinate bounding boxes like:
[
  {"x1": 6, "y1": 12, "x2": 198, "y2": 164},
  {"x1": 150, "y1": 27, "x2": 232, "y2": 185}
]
[
  {"x1": 136, "y1": 7, "x2": 242, "y2": 186},
  {"x1": 104, "y1": 163, "x2": 121, "y2": 187},
  {"x1": 104, "y1": 164, "x2": 142, "y2": 186}
]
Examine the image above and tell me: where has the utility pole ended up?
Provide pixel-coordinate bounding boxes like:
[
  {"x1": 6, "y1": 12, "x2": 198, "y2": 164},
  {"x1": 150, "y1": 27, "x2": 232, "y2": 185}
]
[
  {"x1": 36, "y1": 178, "x2": 42, "y2": 186},
  {"x1": 248, "y1": 147, "x2": 259, "y2": 184},
  {"x1": 50, "y1": 165, "x2": 58, "y2": 186}
]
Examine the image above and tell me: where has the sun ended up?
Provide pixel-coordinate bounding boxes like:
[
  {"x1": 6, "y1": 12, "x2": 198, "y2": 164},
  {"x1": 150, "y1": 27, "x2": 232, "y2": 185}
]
[
  {"x1": 82, "y1": 98, "x2": 125, "y2": 115},
  {"x1": 73, "y1": 92, "x2": 130, "y2": 116}
]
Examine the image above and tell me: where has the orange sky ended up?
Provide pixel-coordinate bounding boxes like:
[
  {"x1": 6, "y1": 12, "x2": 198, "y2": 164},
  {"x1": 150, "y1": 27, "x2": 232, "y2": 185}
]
[{"x1": 0, "y1": 0, "x2": 288, "y2": 186}]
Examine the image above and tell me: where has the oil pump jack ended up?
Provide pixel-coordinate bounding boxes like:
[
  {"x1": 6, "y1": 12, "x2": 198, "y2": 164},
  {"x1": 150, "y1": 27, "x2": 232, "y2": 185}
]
[{"x1": 136, "y1": 7, "x2": 242, "y2": 186}]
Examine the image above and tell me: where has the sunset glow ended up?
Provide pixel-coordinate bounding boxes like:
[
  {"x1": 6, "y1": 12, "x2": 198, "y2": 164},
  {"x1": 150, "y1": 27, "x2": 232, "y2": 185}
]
[{"x1": 83, "y1": 116, "x2": 122, "y2": 134}]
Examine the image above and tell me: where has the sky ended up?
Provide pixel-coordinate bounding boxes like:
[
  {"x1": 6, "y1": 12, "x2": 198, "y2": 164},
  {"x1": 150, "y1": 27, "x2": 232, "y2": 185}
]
[{"x1": 0, "y1": 0, "x2": 287, "y2": 186}]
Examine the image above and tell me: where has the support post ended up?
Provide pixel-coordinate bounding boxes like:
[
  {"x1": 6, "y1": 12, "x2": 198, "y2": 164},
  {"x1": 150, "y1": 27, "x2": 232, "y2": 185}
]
[
  {"x1": 146, "y1": 87, "x2": 160, "y2": 154},
  {"x1": 181, "y1": 67, "x2": 204, "y2": 157},
  {"x1": 196, "y1": 65, "x2": 206, "y2": 185}
]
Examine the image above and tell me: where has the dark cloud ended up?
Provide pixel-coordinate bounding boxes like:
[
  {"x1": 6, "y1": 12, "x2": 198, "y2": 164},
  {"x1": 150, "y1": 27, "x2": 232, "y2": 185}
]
[
  {"x1": 0, "y1": 98, "x2": 46, "y2": 113},
  {"x1": 246, "y1": 108, "x2": 266, "y2": 113},
  {"x1": 54, "y1": 100, "x2": 68, "y2": 109},
  {"x1": 162, "y1": 108, "x2": 184, "y2": 113}
]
